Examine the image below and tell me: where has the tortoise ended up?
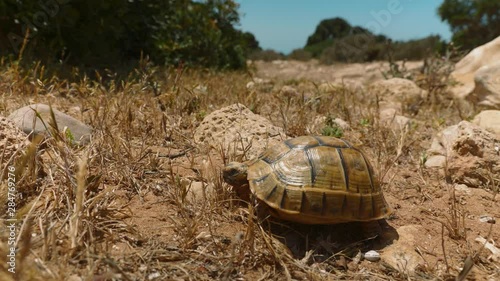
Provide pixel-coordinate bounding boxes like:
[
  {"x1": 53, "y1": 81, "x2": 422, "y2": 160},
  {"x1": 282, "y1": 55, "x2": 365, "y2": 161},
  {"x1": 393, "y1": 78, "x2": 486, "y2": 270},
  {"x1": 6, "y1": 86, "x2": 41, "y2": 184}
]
[{"x1": 222, "y1": 135, "x2": 391, "y2": 225}]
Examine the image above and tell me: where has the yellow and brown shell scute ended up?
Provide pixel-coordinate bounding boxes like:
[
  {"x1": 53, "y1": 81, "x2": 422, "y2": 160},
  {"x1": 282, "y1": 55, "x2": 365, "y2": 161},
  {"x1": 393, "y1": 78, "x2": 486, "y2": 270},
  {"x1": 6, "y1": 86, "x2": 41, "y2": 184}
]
[{"x1": 246, "y1": 136, "x2": 391, "y2": 224}]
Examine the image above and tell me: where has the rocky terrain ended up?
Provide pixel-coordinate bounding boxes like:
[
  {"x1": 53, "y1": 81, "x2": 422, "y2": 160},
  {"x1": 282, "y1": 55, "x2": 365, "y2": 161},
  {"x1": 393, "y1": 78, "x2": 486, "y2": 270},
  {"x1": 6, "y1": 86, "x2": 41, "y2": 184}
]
[{"x1": 1, "y1": 37, "x2": 500, "y2": 281}]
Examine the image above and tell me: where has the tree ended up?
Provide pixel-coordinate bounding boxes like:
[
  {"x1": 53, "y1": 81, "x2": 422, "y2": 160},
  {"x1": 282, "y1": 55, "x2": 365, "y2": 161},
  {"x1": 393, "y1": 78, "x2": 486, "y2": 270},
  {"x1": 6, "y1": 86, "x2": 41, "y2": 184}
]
[
  {"x1": 0, "y1": 0, "x2": 257, "y2": 69},
  {"x1": 304, "y1": 17, "x2": 377, "y2": 58},
  {"x1": 438, "y1": 0, "x2": 500, "y2": 50},
  {"x1": 306, "y1": 17, "x2": 351, "y2": 46},
  {"x1": 306, "y1": 17, "x2": 370, "y2": 46}
]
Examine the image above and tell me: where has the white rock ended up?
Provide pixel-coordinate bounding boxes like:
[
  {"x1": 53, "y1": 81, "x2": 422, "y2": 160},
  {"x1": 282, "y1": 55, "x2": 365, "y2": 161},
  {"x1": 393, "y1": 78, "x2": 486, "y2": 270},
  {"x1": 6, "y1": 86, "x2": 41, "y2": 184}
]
[
  {"x1": 425, "y1": 121, "x2": 500, "y2": 187},
  {"x1": 194, "y1": 103, "x2": 286, "y2": 159},
  {"x1": 368, "y1": 78, "x2": 427, "y2": 114},
  {"x1": 379, "y1": 108, "x2": 412, "y2": 131},
  {"x1": 381, "y1": 225, "x2": 425, "y2": 274},
  {"x1": 67, "y1": 275, "x2": 83, "y2": 281},
  {"x1": 451, "y1": 35, "x2": 500, "y2": 100},
  {"x1": 472, "y1": 62, "x2": 500, "y2": 107},
  {"x1": 7, "y1": 103, "x2": 92, "y2": 145},
  {"x1": 454, "y1": 184, "x2": 471, "y2": 195},
  {"x1": 424, "y1": 155, "x2": 447, "y2": 168},
  {"x1": 426, "y1": 124, "x2": 459, "y2": 158},
  {"x1": 148, "y1": 272, "x2": 161, "y2": 280},
  {"x1": 193, "y1": 84, "x2": 208, "y2": 95},
  {"x1": 479, "y1": 215, "x2": 495, "y2": 224},
  {"x1": 472, "y1": 110, "x2": 500, "y2": 136},
  {"x1": 333, "y1": 118, "x2": 350, "y2": 130},
  {"x1": 364, "y1": 250, "x2": 381, "y2": 262}
]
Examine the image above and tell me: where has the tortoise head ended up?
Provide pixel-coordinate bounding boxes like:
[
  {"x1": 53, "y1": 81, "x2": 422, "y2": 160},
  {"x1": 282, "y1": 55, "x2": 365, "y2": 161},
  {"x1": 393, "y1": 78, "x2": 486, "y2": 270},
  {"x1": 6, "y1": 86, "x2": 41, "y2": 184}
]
[
  {"x1": 223, "y1": 162, "x2": 252, "y2": 202},
  {"x1": 222, "y1": 162, "x2": 249, "y2": 187}
]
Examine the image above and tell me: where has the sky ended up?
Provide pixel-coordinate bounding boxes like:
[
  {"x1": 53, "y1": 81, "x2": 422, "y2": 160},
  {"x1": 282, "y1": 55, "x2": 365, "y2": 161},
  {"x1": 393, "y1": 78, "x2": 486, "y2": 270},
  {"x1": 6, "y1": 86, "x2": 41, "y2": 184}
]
[{"x1": 235, "y1": 0, "x2": 452, "y2": 54}]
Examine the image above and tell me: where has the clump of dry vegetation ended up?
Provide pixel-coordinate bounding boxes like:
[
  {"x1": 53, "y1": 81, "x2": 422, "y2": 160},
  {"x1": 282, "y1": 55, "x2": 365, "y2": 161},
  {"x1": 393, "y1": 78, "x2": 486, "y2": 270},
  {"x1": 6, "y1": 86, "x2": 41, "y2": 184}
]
[{"x1": 1, "y1": 54, "x2": 498, "y2": 281}]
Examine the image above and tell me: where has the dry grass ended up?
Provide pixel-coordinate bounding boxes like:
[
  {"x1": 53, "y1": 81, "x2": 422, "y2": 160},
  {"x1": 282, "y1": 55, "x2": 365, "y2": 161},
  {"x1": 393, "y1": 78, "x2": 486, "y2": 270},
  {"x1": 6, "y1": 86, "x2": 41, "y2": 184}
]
[{"x1": 1, "y1": 55, "x2": 499, "y2": 281}]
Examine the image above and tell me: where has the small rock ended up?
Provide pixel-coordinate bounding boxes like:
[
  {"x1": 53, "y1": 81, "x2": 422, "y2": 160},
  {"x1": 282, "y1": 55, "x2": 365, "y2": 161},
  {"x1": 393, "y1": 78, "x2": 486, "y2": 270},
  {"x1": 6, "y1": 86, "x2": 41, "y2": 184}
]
[
  {"x1": 67, "y1": 275, "x2": 83, "y2": 281},
  {"x1": 425, "y1": 121, "x2": 500, "y2": 188},
  {"x1": 364, "y1": 250, "x2": 381, "y2": 262},
  {"x1": 454, "y1": 184, "x2": 471, "y2": 195},
  {"x1": 279, "y1": 85, "x2": 299, "y2": 98},
  {"x1": 427, "y1": 124, "x2": 460, "y2": 157},
  {"x1": 193, "y1": 84, "x2": 208, "y2": 95},
  {"x1": 379, "y1": 108, "x2": 412, "y2": 130},
  {"x1": 148, "y1": 272, "x2": 161, "y2": 280},
  {"x1": 424, "y1": 155, "x2": 446, "y2": 168},
  {"x1": 472, "y1": 62, "x2": 500, "y2": 107},
  {"x1": 333, "y1": 118, "x2": 350, "y2": 130},
  {"x1": 194, "y1": 103, "x2": 286, "y2": 158},
  {"x1": 182, "y1": 180, "x2": 215, "y2": 203},
  {"x1": 246, "y1": 78, "x2": 272, "y2": 90},
  {"x1": 479, "y1": 215, "x2": 496, "y2": 224},
  {"x1": 381, "y1": 225, "x2": 425, "y2": 274},
  {"x1": 472, "y1": 110, "x2": 500, "y2": 136},
  {"x1": 7, "y1": 104, "x2": 92, "y2": 145},
  {"x1": 139, "y1": 265, "x2": 147, "y2": 272},
  {"x1": 368, "y1": 78, "x2": 427, "y2": 115},
  {"x1": 447, "y1": 121, "x2": 500, "y2": 187},
  {"x1": 450, "y1": 35, "x2": 500, "y2": 100}
]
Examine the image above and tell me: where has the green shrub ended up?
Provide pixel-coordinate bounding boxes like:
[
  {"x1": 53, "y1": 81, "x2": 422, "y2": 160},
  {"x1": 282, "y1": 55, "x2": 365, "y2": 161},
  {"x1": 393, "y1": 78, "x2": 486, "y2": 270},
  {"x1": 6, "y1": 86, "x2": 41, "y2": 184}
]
[
  {"x1": 287, "y1": 49, "x2": 312, "y2": 61},
  {"x1": 321, "y1": 125, "x2": 343, "y2": 138},
  {"x1": 248, "y1": 49, "x2": 285, "y2": 61},
  {"x1": 438, "y1": 0, "x2": 500, "y2": 51},
  {"x1": 319, "y1": 33, "x2": 386, "y2": 64},
  {"x1": 303, "y1": 39, "x2": 334, "y2": 58},
  {"x1": 390, "y1": 35, "x2": 445, "y2": 61},
  {"x1": 321, "y1": 116, "x2": 344, "y2": 138},
  {"x1": 0, "y1": 0, "x2": 257, "y2": 70}
]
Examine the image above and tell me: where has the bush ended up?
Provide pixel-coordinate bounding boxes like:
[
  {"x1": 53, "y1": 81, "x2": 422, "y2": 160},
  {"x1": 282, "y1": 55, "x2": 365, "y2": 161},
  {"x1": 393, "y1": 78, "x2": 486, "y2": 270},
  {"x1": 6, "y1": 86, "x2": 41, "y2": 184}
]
[
  {"x1": 306, "y1": 17, "x2": 445, "y2": 64},
  {"x1": 389, "y1": 35, "x2": 445, "y2": 61},
  {"x1": 287, "y1": 49, "x2": 312, "y2": 61},
  {"x1": 438, "y1": 0, "x2": 500, "y2": 51},
  {"x1": 0, "y1": 0, "x2": 257, "y2": 70},
  {"x1": 319, "y1": 33, "x2": 386, "y2": 64},
  {"x1": 303, "y1": 39, "x2": 334, "y2": 58},
  {"x1": 248, "y1": 49, "x2": 285, "y2": 61}
]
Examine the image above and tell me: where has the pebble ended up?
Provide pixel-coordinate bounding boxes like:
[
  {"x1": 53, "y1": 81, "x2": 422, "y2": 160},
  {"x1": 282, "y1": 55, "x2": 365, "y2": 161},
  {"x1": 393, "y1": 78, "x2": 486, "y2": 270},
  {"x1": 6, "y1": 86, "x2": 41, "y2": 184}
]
[
  {"x1": 364, "y1": 250, "x2": 381, "y2": 262},
  {"x1": 479, "y1": 215, "x2": 496, "y2": 224}
]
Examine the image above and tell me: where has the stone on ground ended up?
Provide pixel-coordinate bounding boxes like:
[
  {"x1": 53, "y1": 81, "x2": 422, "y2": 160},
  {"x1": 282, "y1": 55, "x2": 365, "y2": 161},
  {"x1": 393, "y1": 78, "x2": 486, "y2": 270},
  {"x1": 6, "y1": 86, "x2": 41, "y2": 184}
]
[
  {"x1": 7, "y1": 104, "x2": 92, "y2": 145},
  {"x1": 379, "y1": 108, "x2": 412, "y2": 131},
  {"x1": 194, "y1": 103, "x2": 286, "y2": 159},
  {"x1": 368, "y1": 78, "x2": 426, "y2": 115},
  {"x1": 381, "y1": 225, "x2": 425, "y2": 274},
  {"x1": 425, "y1": 121, "x2": 500, "y2": 188},
  {"x1": 450, "y1": 35, "x2": 500, "y2": 106},
  {"x1": 472, "y1": 110, "x2": 500, "y2": 137},
  {"x1": 472, "y1": 63, "x2": 500, "y2": 108}
]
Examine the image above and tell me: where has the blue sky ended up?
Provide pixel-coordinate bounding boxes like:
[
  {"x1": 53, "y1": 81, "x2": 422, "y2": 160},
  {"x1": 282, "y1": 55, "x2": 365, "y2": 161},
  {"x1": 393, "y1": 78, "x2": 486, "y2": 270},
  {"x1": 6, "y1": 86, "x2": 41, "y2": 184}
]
[{"x1": 235, "y1": 0, "x2": 452, "y2": 54}]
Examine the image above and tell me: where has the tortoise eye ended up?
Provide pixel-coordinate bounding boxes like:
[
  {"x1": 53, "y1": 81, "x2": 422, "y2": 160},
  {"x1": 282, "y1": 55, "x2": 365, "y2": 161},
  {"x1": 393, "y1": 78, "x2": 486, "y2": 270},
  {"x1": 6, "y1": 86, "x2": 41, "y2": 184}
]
[{"x1": 226, "y1": 169, "x2": 240, "y2": 177}]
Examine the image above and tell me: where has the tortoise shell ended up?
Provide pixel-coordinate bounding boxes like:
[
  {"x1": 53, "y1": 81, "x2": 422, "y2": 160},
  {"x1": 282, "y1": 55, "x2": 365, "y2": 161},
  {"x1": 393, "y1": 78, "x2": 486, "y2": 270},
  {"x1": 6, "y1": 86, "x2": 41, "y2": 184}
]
[{"x1": 244, "y1": 135, "x2": 391, "y2": 224}]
